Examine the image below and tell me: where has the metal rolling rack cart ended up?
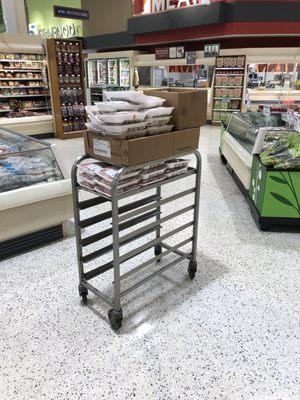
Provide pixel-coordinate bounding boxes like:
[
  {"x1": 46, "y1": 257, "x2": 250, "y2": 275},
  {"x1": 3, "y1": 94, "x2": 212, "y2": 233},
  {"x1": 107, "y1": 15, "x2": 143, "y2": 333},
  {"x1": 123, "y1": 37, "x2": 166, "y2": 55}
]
[{"x1": 71, "y1": 151, "x2": 201, "y2": 330}]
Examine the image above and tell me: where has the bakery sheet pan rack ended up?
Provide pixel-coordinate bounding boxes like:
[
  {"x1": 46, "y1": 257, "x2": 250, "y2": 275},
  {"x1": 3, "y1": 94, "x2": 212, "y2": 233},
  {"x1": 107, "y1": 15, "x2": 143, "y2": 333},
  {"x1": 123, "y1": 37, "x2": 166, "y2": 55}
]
[{"x1": 71, "y1": 151, "x2": 202, "y2": 330}]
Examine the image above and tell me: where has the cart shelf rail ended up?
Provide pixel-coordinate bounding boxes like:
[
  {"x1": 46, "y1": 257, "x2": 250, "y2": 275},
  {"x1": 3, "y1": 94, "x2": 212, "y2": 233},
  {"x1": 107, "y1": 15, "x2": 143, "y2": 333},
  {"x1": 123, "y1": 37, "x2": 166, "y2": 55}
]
[{"x1": 71, "y1": 150, "x2": 202, "y2": 330}]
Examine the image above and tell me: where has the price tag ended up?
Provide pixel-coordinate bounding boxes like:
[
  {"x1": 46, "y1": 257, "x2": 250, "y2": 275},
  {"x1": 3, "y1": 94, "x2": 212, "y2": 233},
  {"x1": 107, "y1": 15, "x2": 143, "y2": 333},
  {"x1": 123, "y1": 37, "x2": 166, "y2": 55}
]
[
  {"x1": 263, "y1": 106, "x2": 271, "y2": 117},
  {"x1": 93, "y1": 139, "x2": 111, "y2": 158}
]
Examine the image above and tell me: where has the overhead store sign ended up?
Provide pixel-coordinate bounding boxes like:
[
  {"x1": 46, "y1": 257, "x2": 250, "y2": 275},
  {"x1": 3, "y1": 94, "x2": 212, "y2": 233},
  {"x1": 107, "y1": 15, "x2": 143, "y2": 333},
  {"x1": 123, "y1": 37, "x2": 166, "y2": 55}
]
[
  {"x1": 54, "y1": 6, "x2": 89, "y2": 20},
  {"x1": 133, "y1": 0, "x2": 212, "y2": 16}
]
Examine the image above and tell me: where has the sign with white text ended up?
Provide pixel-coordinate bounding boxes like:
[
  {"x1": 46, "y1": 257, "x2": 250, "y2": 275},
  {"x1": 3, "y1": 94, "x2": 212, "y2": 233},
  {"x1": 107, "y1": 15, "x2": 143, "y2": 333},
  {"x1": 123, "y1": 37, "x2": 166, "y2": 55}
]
[{"x1": 133, "y1": 0, "x2": 212, "y2": 16}]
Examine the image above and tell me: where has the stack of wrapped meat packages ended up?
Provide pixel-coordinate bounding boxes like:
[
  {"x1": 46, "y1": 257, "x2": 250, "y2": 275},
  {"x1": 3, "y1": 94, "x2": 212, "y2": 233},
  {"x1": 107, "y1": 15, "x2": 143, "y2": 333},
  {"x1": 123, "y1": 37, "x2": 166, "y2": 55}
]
[{"x1": 80, "y1": 91, "x2": 191, "y2": 197}]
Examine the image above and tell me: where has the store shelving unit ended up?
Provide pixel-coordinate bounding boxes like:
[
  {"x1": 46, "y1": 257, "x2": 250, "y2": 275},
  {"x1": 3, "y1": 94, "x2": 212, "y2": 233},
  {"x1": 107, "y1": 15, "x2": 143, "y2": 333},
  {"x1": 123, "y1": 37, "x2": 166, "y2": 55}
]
[
  {"x1": 0, "y1": 54, "x2": 51, "y2": 117},
  {"x1": 47, "y1": 39, "x2": 86, "y2": 139},
  {"x1": 212, "y1": 55, "x2": 246, "y2": 125},
  {"x1": 71, "y1": 151, "x2": 202, "y2": 330}
]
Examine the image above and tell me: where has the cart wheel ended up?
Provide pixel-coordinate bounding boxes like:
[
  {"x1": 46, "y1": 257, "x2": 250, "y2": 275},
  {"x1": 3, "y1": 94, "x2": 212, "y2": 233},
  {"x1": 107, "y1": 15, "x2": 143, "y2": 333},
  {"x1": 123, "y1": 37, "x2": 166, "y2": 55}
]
[
  {"x1": 188, "y1": 261, "x2": 197, "y2": 280},
  {"x1": 155, "y1": 244, "x2": 162, "y2": 262},
  {"x1": 108, "y1": 309, "x2": 123, "y2": 331},
  {"x1": 78, "y1": 284, "x2": 88, "y2": 305}
]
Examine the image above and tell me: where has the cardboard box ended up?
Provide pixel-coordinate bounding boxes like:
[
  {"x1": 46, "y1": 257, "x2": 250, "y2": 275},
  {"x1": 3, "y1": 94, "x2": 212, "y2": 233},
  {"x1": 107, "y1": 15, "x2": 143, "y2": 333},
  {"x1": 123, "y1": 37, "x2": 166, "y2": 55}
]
[
  {"x1": 143, "y1": 88, "x2": 207, "y2": 130},
  {"x1": 84, "y1": 128, "x2": 200, "y2": 166}
]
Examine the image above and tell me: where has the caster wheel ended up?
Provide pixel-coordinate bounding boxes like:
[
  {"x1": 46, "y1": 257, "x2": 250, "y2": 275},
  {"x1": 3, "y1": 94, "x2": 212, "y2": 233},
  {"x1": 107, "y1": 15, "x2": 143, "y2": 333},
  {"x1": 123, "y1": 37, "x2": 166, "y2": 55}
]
[
  {"x1": 78, "y1": 284, "x2": 88, "y2": 305},
  {"x1": 155, "y1": 244, "x2": 162, "y2": 261},
  {"x1": 108, "y1": 309, "x2": 123, "y2": 331},
  {"x1": 188, "y1": 261, "x2": 197, "y2": 280},
  {"x1": 81, "y1": 293, "x2": 88, "y2": 305}
]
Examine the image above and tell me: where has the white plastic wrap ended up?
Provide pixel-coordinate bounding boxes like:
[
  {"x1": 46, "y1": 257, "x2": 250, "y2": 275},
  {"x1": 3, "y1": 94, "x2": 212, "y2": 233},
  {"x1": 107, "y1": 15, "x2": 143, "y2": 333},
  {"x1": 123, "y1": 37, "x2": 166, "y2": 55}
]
[
  {"x1": 100, "y1": 111, "x2": 147, "y2": 125},
  {"x1": 86, "y1": 110, "x2": 103, "y2": 124},
  {"x1": 95, "y1": 182, "x2": 140, "y2": 197},
  {"x1": 104, "y1": 91, "x2": 165, "y2": 108},
  {"x1": 147, "y1": 116, "x2": 172, "y2": 127},
  {"x1": 79, "y1": 180, "x2": 96, "y2": 191},
  {"x1": 146, "y1": 107, "x2": 174, "y2": 118},
  {"x1": 95, "y1": 175, "x2": 140, "y2": 190},
  {"x1": 78, "y1": 172, "x2": 96, "y2": 186},
  {"x1": 95, "y1": 101, "x2": 141, "y2": 113},
  {"x1": 78, "y1": 162, "x2": 106, "y2": 177},
  {"x1": 95, "y1": 165, "x2": 141, "y2": 182},
  {"x1": 142, "y1": 161, "x2": 166, "y2": 171},
  {"x1": 141, "y1": 175, "x2": 166, "y2": 186},
  {"x1": 100, "y1": 121, "x2": 147, "y2": 134},
  {"x1": 166, "y1": 159, "x2": 190, "y2": 170},
  {"x1": 165, "y1": 167, "x2": 188, "y2": 178},
  {"x1": 146, "y1": 125, "x2": 174, "y2": 135},
  {"x1": 141, "y1": 166, "x2": 167, "y2": 181},
  {"x1": 104, "y1": 91, "x2": 146, "y2": 104},
  {"x1": 141, "y1": 95, "x2": 166, "y2": 109},
  {"x1": 85, "y1": 122, "x2": 104, "y2": 134}
]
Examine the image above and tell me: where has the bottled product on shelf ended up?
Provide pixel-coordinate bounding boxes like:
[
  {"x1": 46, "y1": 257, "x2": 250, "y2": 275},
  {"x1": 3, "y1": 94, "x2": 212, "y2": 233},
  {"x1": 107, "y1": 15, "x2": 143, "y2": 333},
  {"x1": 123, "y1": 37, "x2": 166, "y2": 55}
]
[{"x1": 47, "y1": 39, "x2": 86, "y2": 138}]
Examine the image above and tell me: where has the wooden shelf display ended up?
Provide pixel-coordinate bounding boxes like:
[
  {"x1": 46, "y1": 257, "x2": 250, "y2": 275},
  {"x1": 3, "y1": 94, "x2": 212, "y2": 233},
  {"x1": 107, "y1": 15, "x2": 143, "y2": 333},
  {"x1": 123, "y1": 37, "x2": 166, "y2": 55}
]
[
  {"x1": 212, "y1": 55, "x2": 246, "y2": 125},
  {"x1": 47, "y1": 39, "x2": 86, "y2": 139}
]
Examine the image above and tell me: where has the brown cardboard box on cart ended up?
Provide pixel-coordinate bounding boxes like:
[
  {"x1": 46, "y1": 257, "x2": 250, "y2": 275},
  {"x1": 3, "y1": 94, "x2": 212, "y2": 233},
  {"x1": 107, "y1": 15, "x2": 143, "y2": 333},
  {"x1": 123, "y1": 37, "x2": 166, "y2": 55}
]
[
  {"x1": 84, "y1": 127, "x2": 200, "y2": 167},
  {"x1": 143, "y1": 88, "x2": 207, "y2": 130}
]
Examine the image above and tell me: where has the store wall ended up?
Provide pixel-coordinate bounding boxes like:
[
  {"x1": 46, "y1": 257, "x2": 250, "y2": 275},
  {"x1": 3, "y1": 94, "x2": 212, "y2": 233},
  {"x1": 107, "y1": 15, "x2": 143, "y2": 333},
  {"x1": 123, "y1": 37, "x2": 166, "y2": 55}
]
[
  {"x1": 26, "y1": 0, "x2": 83, "y2": 38},
  {"x1": 81, "y1": 0, "x2": 132, "y2": 37}
]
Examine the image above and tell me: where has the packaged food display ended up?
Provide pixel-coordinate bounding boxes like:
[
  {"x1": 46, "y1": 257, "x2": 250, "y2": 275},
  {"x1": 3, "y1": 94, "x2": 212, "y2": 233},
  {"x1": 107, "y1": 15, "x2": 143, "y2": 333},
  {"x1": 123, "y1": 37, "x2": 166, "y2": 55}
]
[
  {"x1": 78, "y1": 162, "x2": 106, "y2": 177},
  {"x1": 147, "y1": 116, "x2": 172, "y2": 127},
  {"x1": 104, "y1": 90, "x2": 165, "y2": 108},
  {"x1": 165, "y1": 166, "x2": 188, "y2": 178},
  {"x1": 141, "y1": 175, "x2": 166, "y2": 186},
  {"x1": 145, "y1": 107, "x2": 174, "y2": 118},
  {"x1": 166, "y1": 159, "x2": 190, "y2": 169},
  {"x1": 0, "y1": 52, "x2": 50, "y2": 118},
  {"x1": 100, "y1": 121, "x2": 148, "y2": 134},
  {"x1": 100, "y1": 111, "x2": 147, "y2": 125},
  {"x1": 141, "y1": 165, "x2": 167, "y2": 181},
  {"x1": 95, "y1": 175, "x2": 140, "y2": 190},
  {"x1": 95, "y1": 101, "x2": 141, "y2": 113},
  {"x1": 146, "y1": 125, "x2": 174, "y2": 135},
  {"x1": 213, "y1": 55, "x2": 246, "y2": 122}
]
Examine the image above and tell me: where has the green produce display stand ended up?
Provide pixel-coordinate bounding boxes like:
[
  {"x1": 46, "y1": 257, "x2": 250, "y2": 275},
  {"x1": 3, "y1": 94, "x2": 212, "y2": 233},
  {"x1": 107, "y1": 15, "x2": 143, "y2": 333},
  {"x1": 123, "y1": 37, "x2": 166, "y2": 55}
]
[{"x1": 249, "y1": 155, "x2": 300, "y2": 230}]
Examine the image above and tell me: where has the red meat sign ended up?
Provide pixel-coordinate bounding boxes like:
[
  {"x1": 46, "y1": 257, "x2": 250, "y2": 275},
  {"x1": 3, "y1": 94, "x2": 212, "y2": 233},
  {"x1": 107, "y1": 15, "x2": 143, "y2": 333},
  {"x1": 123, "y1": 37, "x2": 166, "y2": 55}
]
[{"x1": 133, "y1": 0, "x2": 212, "y2": 15}]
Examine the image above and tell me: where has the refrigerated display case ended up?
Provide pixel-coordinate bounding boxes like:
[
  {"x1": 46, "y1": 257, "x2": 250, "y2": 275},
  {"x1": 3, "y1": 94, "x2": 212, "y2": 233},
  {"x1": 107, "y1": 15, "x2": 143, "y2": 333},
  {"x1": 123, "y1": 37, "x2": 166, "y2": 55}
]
[
  {"x1": 97, "y1": 59, "x2": 107, "y2": 85},
  {"x1": 219, "y1": 112, "x2": 284, "y2": 189},
  {"x1": 108, "y1": 59, "x2": 119, "y2": 86},
  {"x1": 0, "y1": 127, "x2": 73, "y2": 259},
  {"x1": 119, "y1": 58, "x2": 130, "y2": 88}
]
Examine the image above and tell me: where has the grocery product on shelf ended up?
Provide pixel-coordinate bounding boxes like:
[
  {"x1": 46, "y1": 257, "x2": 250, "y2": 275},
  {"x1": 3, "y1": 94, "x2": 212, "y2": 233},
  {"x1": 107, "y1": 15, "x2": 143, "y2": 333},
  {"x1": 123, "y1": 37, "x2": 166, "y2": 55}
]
[
  {"x1": 119, "y1": 59, "x2": 130, "y2": 88},
  {"x1": 212, "y1": 55, "x2": 246, "y2": 124},
  {"x1": 108, "y1": 59, "x2": 118, "y2": 86},
  {"x1": 0, "y1": 52, "x2": 51, "y2": 118},
  {"x1": 47, "y1": 39, "x2": 86, "y2": 138},
  {"x1": 260, "y1": 132, "x2": 300, "y2": 169}
]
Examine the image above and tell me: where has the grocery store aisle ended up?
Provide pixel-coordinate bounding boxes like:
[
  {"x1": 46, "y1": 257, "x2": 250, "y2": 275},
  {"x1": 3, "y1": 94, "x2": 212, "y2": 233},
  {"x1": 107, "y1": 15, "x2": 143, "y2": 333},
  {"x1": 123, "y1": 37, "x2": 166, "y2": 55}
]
[{"x1": 0, "y1": 126, "x2": 299, "y2": 400}]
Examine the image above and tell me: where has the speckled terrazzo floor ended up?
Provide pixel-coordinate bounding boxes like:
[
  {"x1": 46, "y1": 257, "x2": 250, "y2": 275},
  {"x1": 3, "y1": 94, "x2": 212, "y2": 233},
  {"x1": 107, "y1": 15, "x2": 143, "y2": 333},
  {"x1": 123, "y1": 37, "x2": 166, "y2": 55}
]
[{"x1": 0, "y1": 126, "x2": 299, "y2": 400}]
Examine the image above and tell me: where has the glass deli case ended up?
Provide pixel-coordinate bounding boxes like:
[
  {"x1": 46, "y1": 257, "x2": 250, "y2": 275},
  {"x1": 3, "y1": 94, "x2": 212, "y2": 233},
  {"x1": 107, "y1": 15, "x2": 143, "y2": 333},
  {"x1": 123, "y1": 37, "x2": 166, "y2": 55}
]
[
  {"x1": 0, "y1": 128, "x2": 63, "y2": 193},
  {"x1": 226, "y1": 112, "x2": 283, "y2": 154},
  {"x1": 220, "y1": 112, "x2": 286, "y2": 189}
]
